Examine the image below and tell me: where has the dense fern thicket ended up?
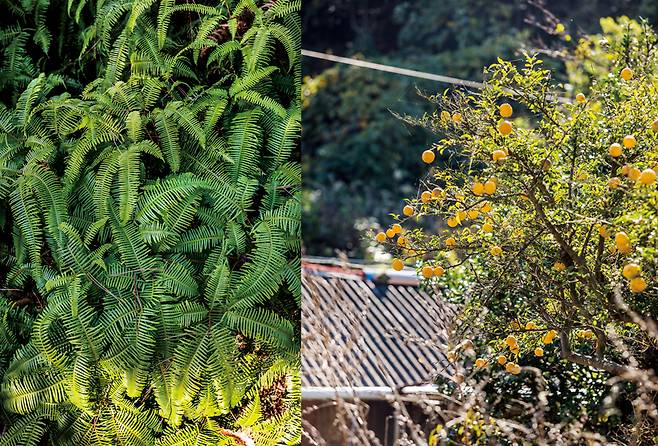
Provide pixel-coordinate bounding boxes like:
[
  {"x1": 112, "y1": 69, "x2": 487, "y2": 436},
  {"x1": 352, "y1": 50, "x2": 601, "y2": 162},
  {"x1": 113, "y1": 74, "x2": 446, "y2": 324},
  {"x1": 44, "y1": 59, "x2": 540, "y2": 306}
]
[{"x1": 0, "y1": 1, "x2": 301, "y2": 444}]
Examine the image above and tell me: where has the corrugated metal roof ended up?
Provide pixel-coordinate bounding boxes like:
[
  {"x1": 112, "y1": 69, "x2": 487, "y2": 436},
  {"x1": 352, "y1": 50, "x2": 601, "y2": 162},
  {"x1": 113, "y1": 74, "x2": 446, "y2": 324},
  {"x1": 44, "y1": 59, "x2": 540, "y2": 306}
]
[{"x1": 302, "y1": 260, "x2": 458, "y2": 388}]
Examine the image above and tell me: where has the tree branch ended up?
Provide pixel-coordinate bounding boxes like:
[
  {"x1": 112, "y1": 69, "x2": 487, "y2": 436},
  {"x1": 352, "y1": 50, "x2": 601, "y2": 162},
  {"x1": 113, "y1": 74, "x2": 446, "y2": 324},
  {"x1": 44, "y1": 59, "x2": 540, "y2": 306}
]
[{"x1": 559, "y1": 330, "x2": 629, "y2": 376}]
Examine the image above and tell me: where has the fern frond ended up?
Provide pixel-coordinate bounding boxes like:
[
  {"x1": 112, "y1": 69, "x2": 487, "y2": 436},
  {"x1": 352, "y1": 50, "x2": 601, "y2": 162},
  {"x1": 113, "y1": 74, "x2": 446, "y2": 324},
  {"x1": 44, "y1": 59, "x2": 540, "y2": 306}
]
[
  {"x1": 235, "y1": 90, "x2": 286, "y2": 118},
  {"x1": 108, "y1": 199, "x2": 158, "y2": 276},
  {"x1": 116, "y1": 146, "x2": 141, "y2": 222},
  {"x1": 154, "y1": 109, "x2": 181, "y2": 172},
  {"x1": 3, "y1": 370, "x2": 68, "y2": 414},
  {"x1": 156, "y1": 260, "x2": 198, "y2": 297},
  {"x1": 223, "y1": 308, "x2": 294, "y2": 353},
  {"x1": 125, "y1": 110, "x2": 142, "y2": 142},
  {"x1": 206, "y1": 40, "x2": 241, "y2": 67},
  {"x1": 229, "y1": 66, "x2": 278, "y2": 96},
  {"x1": 23, "y1": 164, "x2": 68, "y2": 250},
  {"x1": 226, "y1": 109, "x2": 262, "y2": 181},
  {"x1": 171, "y1": 225, "x2": 224, "y2": 254},
  {"x1": 170, "y1": 326, "x2": 210, "y2": 413},
  {"x1": 10, "y1": 181, "x2": 42, "y2": 267},
  {"x1": 166, "y1": 101, "x2": 205, "y2": 147},
  {"x1": 264, "y1": 110, "x2": 300, "y2": 171},
  {"x1": 264, "y1": 0, "x2": 301, "y2": 20},
  {"x1": 228, "y1": 221, "x2": 286, "y2": 310},
  {"x1": 127, "y1": 0, "x2": 157, "y2": 32},
  {"x1": 105, "y1": 30, "x2": 131, "y2": 85},
  {"x1": 268, "y1": 24, "x2": 299, "y2": 70},
  {"x1": 136, "y1": 174, "x2": 207, "y2": 223},
  {"x1": 0, "y1": 413, "x2": 46, "y2": 446}
]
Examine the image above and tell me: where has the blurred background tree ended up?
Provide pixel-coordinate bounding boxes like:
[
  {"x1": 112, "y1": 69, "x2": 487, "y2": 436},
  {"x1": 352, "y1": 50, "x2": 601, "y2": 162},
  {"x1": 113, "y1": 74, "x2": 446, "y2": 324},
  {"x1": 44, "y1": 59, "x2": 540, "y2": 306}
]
[{"x1": 302, "y1": 0, "x2": 658, "y2": 258}]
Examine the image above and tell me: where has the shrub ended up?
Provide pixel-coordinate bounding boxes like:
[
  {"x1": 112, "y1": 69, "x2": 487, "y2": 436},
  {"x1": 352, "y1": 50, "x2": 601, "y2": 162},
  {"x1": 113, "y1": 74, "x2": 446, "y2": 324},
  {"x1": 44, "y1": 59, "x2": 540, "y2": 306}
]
[{"x1": 0, "y1": 1, "x2": 301, "y2": 444}]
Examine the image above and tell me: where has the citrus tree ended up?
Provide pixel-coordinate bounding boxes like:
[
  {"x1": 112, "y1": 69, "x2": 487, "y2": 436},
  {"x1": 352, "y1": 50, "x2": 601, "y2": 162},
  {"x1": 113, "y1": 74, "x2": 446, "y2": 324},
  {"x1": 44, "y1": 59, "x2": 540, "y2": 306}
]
[{"x1": 376, "y1": 21, "x2": 658, "y2": 444}]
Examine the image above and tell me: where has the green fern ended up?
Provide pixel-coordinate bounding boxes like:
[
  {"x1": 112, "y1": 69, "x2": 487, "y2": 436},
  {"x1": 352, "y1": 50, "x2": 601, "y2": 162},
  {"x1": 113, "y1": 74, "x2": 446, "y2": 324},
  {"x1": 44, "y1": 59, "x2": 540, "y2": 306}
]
[{"x1": 0, "y1": 0, "x2": 301, "y2": 444}]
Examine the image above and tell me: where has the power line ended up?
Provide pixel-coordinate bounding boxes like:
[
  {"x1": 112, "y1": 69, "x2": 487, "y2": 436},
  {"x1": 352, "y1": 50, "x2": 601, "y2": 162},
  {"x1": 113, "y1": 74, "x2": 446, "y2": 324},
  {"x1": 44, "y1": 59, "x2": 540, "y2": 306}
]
[
  {"x1": 302, "y1": 49, "x2": 570, "y2": 103},
  {"x1": 302, "y1": 49, "x2": 485, "y2": 89}
]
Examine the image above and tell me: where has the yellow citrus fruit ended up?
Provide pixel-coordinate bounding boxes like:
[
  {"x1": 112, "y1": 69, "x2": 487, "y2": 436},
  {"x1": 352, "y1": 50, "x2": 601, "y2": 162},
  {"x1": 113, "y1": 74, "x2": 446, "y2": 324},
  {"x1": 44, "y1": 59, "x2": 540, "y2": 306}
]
[
  {"x1": 480, "y1": 202, "x2": 492, "y2": 213},
  {"x1": 421, "y1": 265, "x2": 434, "y2": 279},
  {"x1": 534, "y1": 347, "x2": 544, "y2": 357},
  {"x1": 639, "y1": 169, "x2": 657, "y2": 185},
  {"x1": 421, "y1": 191, "x2": 432, "y2": 203},
  {"x1": 630, "y1": 277, "x2": 648, "y2": 293},
  {"x1": 433, "y1": 266, "x2": 445, "y2": 277},
  {"x1": 498, "y1": 120, "x2": 513, "y2": 136},
  {"x1": 441, "y1": 110, "x2": 450, "y2": 122},
  {"x1": 578, "y1": 330, "x2": 594, "y2": 339},
  {"x1": 553, "y1": 261, "x2": 566, "y2": 272},
  {"x1": 472, "y1": 182, "x2": 485, "y2": 196},
  {"x1": 432, "y1": 187, "x2": 443, "y2": 198},
  {"x1": 499, "y1": 103, "x2": 513, "y2": 118},
  {"x1": 492, "y1": 149, "x2": 508, "y2": 162},
  {"x1": 608, "y1": 143, "x2": 622, "y2": 157},
  {"x1": 484, "y1": 180, "x2": 497, "y2": 195},
  {"x1": 621, "y1": 67, "x2": 633, "y2": 80},
  {"x1": 623, "y1": 263, "x2": 642, "y2": 280},
  {"x1": 447, "y1": 217, "x2": 458, "y2": 228},
  {"x1": 608, "y1": 177, "x2": 621, "y2": 189},
  {"x1": 403, "y1": 205, "x2": 414, "y2": 217},
  {"x1": 575, "y1": 93, "x2": 586, "y2": 103},
  {"x1": 392, "y1": 259, "x2": 404, "y2": 271},
  {"x1": 497, "y1": 355, "x2": 507, "y2": 365},
  {"x1": 452, "y1": 113, "x2": 462, "y2": 123},
  {"x1": 385, "y1": 228, "x2": 395, "y2": 238},
  {"x1": 653, "y1": 119, "x2": 658, "y2": 132},
  {"x1": 598, "y1": 225, "x2": 609, "y2": 238},
  {"x1": 375, "y1": 232, "x2": 387, "y2": 242},
  {"x1": 457, "y1": 210, "x2": 467, "y2": 221},
  {"x1": 505, "y1": 335, "x2": 517, "y2": 347},
  {"x1": 397, "y1": 236, "x2": 407, "y2": 247},
  {"x1": 475, "y1": 358, "x2": 488, "y2": 368},
  {"x1": 525, "y1": 321, "x2": 537, "y2": 330},
  {"x1": 511, "y1": 364, "x2": 521, "y2": 375},
  {"x1": 467, "y1": 209, "x2": 480, "y2": 219},
  {"x1": 482, "y1": 223, "x2": 493, "y2": 233},
  {"x1": 615, "y1": 231, "x2": 630, "y2": 249},
  {"x1": 505, "y1": 362, "x2": 516, "y2": 373},
  {"x1": 628, "y1": 167, "x2": 641, "y2": 182},
  {"x1": 392, "y1": 223, "x2": 402, "y2": 234},
  {"x1": 490, "y1": 245, "x2": 503, "y2": 256},
  {"x1": 422, "y1": 150, "x2": 435, "y2": 164},
  {"x1": 542, "y1": 330, "x2": 557, "y2": 344},
  {"x1": 445, "y1": 237, "x2": 457, "y2": 248},
  {"x1": 623, "y1": 135, "x2": 637, "y2": 149},
  {"x1": 621, "y1": 164, "x2": 630, "y2": 176}
]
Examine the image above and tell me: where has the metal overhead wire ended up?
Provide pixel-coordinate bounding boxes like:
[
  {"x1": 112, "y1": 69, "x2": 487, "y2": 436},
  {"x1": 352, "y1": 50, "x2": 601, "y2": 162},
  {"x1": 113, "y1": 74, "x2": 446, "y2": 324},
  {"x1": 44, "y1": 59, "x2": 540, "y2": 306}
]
[
  {"x1": 302, "y1": 49, "x2": 570, "y2": 103},
  {"x1": 302, "y1": 49, "x2": 485, "y2": 89}
]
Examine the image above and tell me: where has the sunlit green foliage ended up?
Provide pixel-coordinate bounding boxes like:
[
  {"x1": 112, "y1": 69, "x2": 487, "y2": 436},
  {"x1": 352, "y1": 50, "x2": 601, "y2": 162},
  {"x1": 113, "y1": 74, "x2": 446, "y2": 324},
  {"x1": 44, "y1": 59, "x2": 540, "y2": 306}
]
[{"x1": 0, "y1": 0, "x2": 301, "y2": 444}]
